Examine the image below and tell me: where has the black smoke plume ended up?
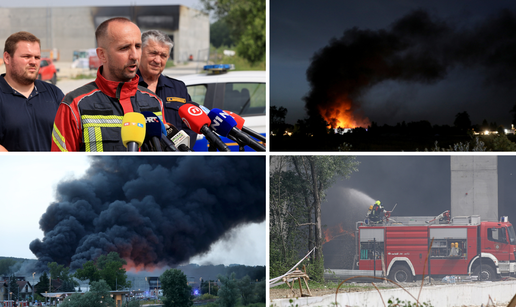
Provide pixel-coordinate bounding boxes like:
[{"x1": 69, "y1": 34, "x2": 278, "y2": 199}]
[
  {"x1": 29, "y1": 156, "x2": 265, "y2": 271},
  {"x1": 304, "y1": 8, "x2": 516, "y2": 127}
]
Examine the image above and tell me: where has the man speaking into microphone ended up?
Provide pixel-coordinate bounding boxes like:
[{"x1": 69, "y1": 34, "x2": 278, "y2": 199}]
[{"x1": 51, "y1": 17, "x2": 164, "y2": 152}]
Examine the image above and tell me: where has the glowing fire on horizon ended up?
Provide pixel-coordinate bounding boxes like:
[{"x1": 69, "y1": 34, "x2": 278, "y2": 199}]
[
  {"x1": 123, "y1": 259, "x2": 166, "y2": 272},
  {"x1": 318, "y1": 94, "x2": 370, "y2": 129},
  {"x1": 323, "y1": 223, "x2": 354, "y2": 244}
]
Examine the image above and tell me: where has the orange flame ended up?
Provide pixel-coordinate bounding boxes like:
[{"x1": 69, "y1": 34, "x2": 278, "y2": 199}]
[
  {"x1": 123, "y1": 258, "x2": 166, "y2": 272},
  {"x1": 323, "y1": 223, "x2": 355, "y2": 244},
  {"x1": 318, "y1": 94, "x2": 370, "y2": 129}
]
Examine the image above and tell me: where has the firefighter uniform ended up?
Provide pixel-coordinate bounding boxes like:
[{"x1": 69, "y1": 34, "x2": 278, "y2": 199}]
[
  {"x1": 51, "y1": 67, "x2": 164, "y2": 152},
  {"x1": 0, "y1": 74, "x2": 64, "y2": 151},
  {"x1": 136, "y1": 70, "x2": 197, "y2": 149}
]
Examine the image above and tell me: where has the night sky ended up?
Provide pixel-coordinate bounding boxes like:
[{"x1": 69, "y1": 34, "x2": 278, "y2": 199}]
[
  {"x1": 320, "y1": 155, "x2": 516, "y2": 268},
  {"x1": 271, "y1": 1, "x2": 516, "y2": 128}
]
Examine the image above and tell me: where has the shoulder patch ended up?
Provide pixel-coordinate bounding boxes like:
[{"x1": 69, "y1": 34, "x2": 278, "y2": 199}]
[
  {"x1": 166, "y1": 97, "x2": 186, "y2": 103},
  {"x1": 62, "y1": 82, "x2": 99, "y2": 106}
]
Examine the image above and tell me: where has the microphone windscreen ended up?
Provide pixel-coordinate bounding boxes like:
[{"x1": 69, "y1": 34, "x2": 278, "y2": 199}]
[
  {"x1": 121, "y1": 112, "x2": 146, "y2": 147},
  {"x1": 141, "y1": 111, "x2": 162, "y2": 140},
  {"x1": 178, "y1": 104, "x2": 211, "y2": 134},
  {"x1": 224, "y1": 110, "x2": 245, "y2": 130},
  {"x1": 207, "y1": 108, "x2": 237, "y2": 137}
]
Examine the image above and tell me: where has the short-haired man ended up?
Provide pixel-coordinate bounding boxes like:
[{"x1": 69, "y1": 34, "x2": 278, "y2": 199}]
[
  {"x1": 137, "y1": 30, "x2": 197, "y2": 149},
  {"x1": 51, "y1": 17, "x2": 165, "y2": 151},
  {"x1": 0, "y1": 31, "x2": 64, "y2": 151}
]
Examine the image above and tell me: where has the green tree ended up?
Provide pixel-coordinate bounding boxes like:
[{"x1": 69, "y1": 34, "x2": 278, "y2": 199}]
[
  {"x1": 0, "y1": 258, "x2": 17, "y2": 275},
  {"x1": 35, "y1": 272, "x2": 50, "y2": 296},
  {"x1": 201, "y1": 0, "x2": 265, "y2": 64},
  {"x1": 253, "y1": 279, "x2": 265, "y2": 303},
  {"x1": 270, "y1": 156, "x2": 308, "y2": 278},
  {"x1": 9, "y1": 274, "x2": 18, "y2": 301},
  {"x1": 217, "y1": 273, "x2": 239, "y2": 307},
  {"x1": 160, "y1": 268, "x2": 193, "y2": 307},
  {"x1": 453, "y1": 111, "x2": 471, "y2": 132},
  {"x1": 59, "y1": 280, "x2": 115, "y2": 307},
  {"x1": 74, "y1": 260, "x2": 100, "y2": 283},
  {"x1": 48, "y1": 262, "x2": 78, "y2": 292},
  {"x1": 74, "y1": 252, "x2": 130, "y2": 290},
  {"x1": 270, "y1": 156, "x2": 359, "y2": 282},
  {"x1": 237, "y1": 275, "x2": 253, "y2": 305},
  {"x1": 201, "y1": 279, "x2": 219, "y2": 296},
  {"x1": 210, "y1": 18, "x2": 234, "y2": 48}
]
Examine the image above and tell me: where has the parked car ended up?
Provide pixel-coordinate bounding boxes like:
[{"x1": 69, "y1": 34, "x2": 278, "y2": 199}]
[
  {"x1": 89, "y1": 55, "x2": 101, "y2": 70},
  {"x1": 176, "y1": 65, "x2": 266, "y2": 151},
  {"x1": 38, "y1": 57, "x2": 58, "y2": 85}
]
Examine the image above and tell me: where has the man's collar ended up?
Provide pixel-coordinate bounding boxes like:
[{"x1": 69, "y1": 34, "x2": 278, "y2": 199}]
[
  {"x1": 0, "y1": 74, "x2": 44, "y2": 94},
  {"x1": 0, "y1": 74, "x2": 13, "y2": 93},
  {"x1": 95, "y1": 66, "x2": 139, "y2": 98},
  {"x1": 136, "y1": 69, "x2": 170, "y2": 89}
]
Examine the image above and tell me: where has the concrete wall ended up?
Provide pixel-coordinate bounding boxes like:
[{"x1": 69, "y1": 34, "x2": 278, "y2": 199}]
[
  {"x1": 176, "y1": 5, "x2": 210, "y2": 63},
  {"x1": 0, "y1": 5, "x2": 209, "y2": 63},
  {"x1": 271, "y1": 280, "x2": 516, "y2": 307},
  {"x1": 450, "y1": 156, "x2": 498, "y2": 221}
]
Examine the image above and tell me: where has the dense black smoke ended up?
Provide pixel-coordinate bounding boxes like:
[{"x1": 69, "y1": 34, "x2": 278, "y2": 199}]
[
  {"x1": 304, "y1": 8, "x2": 516, "y2": 126},
  {"x1": 29, "y1": 156, "x2": 265, "y2": 271}
]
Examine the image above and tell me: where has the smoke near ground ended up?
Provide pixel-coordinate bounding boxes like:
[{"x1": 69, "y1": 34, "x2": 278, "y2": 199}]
[
  {"x1": 304, "y1": 8, "x2": 516, "y2": 127},
  {"x1": 29, "y1": 156, "x2": 265, "y2": 272}
]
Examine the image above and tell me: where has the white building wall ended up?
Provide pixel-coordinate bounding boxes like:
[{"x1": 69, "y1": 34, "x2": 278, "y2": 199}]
[{"x1": 450, "y1": 156, "x2": 498, "y2": 221}]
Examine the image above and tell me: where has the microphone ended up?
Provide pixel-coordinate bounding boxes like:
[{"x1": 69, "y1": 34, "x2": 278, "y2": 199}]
[
  {"x1": 121, "y1": 112, "x2": 146, "y2": 152},
  {"x1": 224, "y1": 110, "x2": 266, "y2": 143},
  {"x1": 156, "y1": 118, "x2": 179, "y2": 152},
  {"x1": 208, "y1": 108, "x2": 266, "y2": 152},
  {"x1": 178, "y1": 104, "x2": 230, "y2": 152},
  {"x1": 141, "y1": 111, "x2": 163, "y2": 151},
  {"x1": 166, "y1": 123, "x2": 193, "y2": 152}
]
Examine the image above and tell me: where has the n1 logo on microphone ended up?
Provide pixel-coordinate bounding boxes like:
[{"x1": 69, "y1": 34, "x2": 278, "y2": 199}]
[{"x1": 208, "y1": 109, "x2": 235, "y2": 137}]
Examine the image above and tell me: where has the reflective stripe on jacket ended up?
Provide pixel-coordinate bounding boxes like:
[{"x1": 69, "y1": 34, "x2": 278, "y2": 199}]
[{"x1": 52, "y1": 67, "x2": 164, "y2": 151}]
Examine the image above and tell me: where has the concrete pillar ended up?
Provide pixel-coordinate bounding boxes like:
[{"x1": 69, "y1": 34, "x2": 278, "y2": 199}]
[{"x1": 450, "y1": 156, "x2": 498, "y2": 221}]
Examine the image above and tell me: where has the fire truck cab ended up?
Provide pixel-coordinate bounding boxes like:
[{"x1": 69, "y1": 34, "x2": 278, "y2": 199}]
[{"x1": 356, "y1": 213, "x2": 516, "y2": 282}]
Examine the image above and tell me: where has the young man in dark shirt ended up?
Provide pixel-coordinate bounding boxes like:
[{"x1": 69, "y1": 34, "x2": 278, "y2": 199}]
[{"x1": 0, "y1": 31, "x2": 64, "y2": 151}]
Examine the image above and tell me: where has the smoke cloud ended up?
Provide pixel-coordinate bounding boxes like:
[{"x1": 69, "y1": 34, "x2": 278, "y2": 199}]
[
  {"x1": 29, "y1": 156, "x2": 265, "y2": 271},
  {"x1": 304, "y1": 9, "x2": 516, "y2": 127}
]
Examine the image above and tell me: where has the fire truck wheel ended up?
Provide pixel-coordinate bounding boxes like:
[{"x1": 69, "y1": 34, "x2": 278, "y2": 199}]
[
  {"x1": 389, "y1": 265, "x2": 413, "y2": 283},
  {"x1": 473, "y1": 265, "x2": 496, "y2": 281}
]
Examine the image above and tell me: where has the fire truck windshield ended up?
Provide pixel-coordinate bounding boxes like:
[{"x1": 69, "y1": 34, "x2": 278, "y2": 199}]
[{"x1": 509, "y1": 225, "x2": 516, "y2": 245}]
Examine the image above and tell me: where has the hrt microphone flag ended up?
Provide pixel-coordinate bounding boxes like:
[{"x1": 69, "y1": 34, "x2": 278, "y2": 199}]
[
  {"x1": 121, "y1": 112, "x2": 146, "y2": 151},
  {"x1": 141, "y1": 111, "x2": 163, "y2": 151}
]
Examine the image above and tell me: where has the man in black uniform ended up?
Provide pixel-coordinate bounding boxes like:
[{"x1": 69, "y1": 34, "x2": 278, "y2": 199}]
[
  {"x1": 0, "y1": 31, "x2": 64, "y2": 151},
  {"x1": 136, "y1": 30, "x2": 197, "y2": 149}
]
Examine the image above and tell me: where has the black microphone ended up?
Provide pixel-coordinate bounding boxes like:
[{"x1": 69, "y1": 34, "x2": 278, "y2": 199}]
[
  {"x1": 166, "y1": 124, "x2": 193, "y2": 152},
  {"x1": 208, "y1": 108, "x2": 266, "y2": 152},
  {"x1": 141, "y1": 111, "x2": 163, "y2": 151}
]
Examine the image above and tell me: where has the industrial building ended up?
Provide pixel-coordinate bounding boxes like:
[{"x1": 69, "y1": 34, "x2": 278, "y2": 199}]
[{"x1": 0, "y1": 5, "x2": 209, "y2": 63}]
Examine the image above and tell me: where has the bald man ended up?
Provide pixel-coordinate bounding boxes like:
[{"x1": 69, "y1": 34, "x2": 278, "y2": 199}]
[{"x1": 51, "y1": 17, "x2": 165, "y2": 152}]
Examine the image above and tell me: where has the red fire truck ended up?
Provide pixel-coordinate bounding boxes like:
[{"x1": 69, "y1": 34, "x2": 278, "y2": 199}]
[{"x1": 355, "y1": 210, "x2": 516, "y2": 282}]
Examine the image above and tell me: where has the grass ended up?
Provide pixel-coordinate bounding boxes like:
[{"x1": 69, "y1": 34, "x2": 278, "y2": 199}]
[
  {"x1": 71, "y1": 72, "x2": 96, "y2": 80},
  {"x1": 207, "y1": 45, "x2": 265, "y2": 71}
]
